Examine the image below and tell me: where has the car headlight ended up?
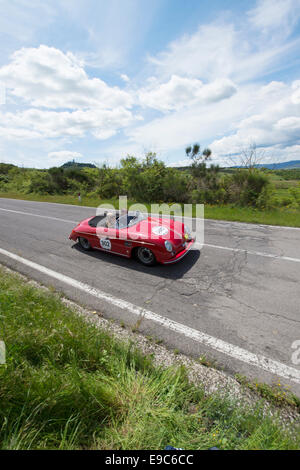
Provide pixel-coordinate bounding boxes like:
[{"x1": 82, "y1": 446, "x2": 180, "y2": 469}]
[
  {"x1": 184, "y1": 225, "x2": 191, "y2": 239},
  {"x1": 164, "y1": 241, "x2": 173, "y2": 252}
]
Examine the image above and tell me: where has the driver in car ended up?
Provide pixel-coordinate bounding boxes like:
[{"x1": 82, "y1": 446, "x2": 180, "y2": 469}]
[{"x1": 106, "y1": 212, "x2": 117, "y2": 228}]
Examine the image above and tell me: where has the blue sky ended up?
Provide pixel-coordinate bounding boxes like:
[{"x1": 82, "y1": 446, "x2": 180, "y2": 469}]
[{"x1": 0, "y1": 0, "x2": 300, "y2": 168}]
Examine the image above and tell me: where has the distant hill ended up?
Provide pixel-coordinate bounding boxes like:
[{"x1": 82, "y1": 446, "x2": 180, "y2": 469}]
[
  {"x1": 228, "y1": 160, "x2": 300, "y2": 170},
  {"x1": 61, "y1": 160, "x2": 96, "y2": 169},
  {"x1": 254, "y1": 160, "x2": 300, "y2": 169},
  {"x1": 173, "y1": 160, "x2": 300, "y2": 171}
]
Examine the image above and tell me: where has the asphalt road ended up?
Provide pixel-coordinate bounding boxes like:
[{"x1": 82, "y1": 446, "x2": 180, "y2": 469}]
[{"x1": 0, "y1": 197, "x2": 299, "y2": 394}]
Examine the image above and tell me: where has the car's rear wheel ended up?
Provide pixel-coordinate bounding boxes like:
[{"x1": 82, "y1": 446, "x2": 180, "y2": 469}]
[
  {"x1": 137, "y1": 247, "x2": 156, "y2": 266},
  {"x1": 79, "y1": 237, "x2": 91, "y2": 251}
]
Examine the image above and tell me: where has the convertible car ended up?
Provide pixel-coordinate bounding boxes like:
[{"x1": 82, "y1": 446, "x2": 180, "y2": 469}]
[{"x1": 69, "y1": 211, "x2": 195, "y2": 266}]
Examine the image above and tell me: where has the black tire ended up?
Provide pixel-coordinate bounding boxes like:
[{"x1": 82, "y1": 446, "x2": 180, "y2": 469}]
[
  {"x1": 79, "y1": 237, "x2": 92, "y2": 251},
  {"x1": 137, "y1": 246, "x2": 156, "y2": 266}
]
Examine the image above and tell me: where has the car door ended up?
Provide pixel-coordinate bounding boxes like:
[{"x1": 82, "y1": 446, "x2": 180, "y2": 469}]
[{"x1": 95, "y1": 225, "x2": 120, "y2": 254}]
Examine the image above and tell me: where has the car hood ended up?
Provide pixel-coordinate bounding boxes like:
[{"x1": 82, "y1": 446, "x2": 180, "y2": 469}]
[{"x1": 127, "y1": 216, "x2": 186, "y2": 246}]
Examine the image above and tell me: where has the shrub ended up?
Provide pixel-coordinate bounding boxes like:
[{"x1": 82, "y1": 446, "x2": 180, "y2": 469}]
[
  {"x1": 289, "y1": 187, "x2": 300, "y2": 206},
  {"x1": 229, "y1": 170, "x2": 270, "y2": 206},
  {"x1": 0, "y1": 152, "x2": 279, "y2": 210},
  {"x1": 280, "y1": 195, "x2": 295, "y2": 207},
  {"x1": 0, "y1": 163, "x2": 16, "y2": 175},
  {"x1": 256, "y1": 186, "x2": 274, "y2": 210},
  {"x1": 163, "y1": 169, "x2": 189, "y2": 203},
  {"x1": 27, "y1": 172, "x2": 54, "y2": 194}
]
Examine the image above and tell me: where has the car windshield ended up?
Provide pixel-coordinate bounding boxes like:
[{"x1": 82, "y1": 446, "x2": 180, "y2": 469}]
[
  {"x1": 90, "y1": 211, "x2": 146, "y2": 230},
  {"x1": 117, "y1": 212, "x2": 145, "y2": 229}
]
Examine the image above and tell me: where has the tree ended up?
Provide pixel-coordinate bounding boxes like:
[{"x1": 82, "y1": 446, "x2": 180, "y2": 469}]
[
  {"x1": 185, "y1": 143, "x2": 212, "y2": 179},
  {"x1": 231, "y1": 141, "x2": 265, "y2": 171},
  {"x1": 120, "y1": 156, "x2": 143, "y2": 198},
  {"x1": 185, "y1": 144, "x2": 211, "y2": 162}
]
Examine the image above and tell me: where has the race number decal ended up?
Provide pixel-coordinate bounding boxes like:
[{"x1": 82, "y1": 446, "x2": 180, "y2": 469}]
[
  {"x1": 152, "y1": 226, "x2": 169, "y2": 236},
  {"x1": 100, "y1": 238, "x2": 111, "y2": 250}
]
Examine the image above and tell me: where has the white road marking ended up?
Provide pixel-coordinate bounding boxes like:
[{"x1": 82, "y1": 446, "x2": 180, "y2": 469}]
[
  {"x1": 97, "y1": 206, "x2": 300, "y2": 231},
  {"x1": 202, "y1": 243, "x2": 300, "y2": 264},
  {"x1": 0, "y1": 247, "x2": 299, "y2": 384},
  {"x1": 0, "y1": 207, "x2": 76, "y2": 224},
  {"x1": 204, "y1": 219, "x2": 300, "y2": 231},
  {"x1": 1, "y1": 206, "x2": 300, "y2": 264},
  {"x1": 1, "y1": 197, "x2": 300, "y2": 230}
]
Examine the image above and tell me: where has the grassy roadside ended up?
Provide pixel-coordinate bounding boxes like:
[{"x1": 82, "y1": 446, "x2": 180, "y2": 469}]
[
  {"x1": 0, "y1": 268, "x2": 299, "y2": 450},
  {"x1": 204, "y1": 205, "x2": 300, "y2": 227},
  {"x1": 1, "y1": 191, "x2": 300, "y2": 227}
]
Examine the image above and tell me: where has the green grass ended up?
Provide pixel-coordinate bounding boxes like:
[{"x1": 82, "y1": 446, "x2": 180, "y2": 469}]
[
  {"x1": 1, "y1": 191, "x2": 300, "y2": 227},
  {"x1": 235, "y1": 375, "x2": 300, "y2": 411},
  {"x1": 0, "y1": 191, "x2": 118, "y2": 208},
  {"x1": 204, "y1": 205, "x2": 300, "y2": 227},
  {"x1": 0, "y1": 268, "x2": 299, "y2": 450}
]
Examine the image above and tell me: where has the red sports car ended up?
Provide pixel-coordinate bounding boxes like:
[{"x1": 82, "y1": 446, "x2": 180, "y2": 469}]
[{"x1": 69, "y1": 211, "x2": 195, "y2": 266}]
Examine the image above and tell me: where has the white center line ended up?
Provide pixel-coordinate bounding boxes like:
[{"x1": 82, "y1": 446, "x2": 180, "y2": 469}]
[
  {"x1": 0, "y1": 207, "x2": 76, "y2": 224},
  {"x1": 201, "y1": 243, "x2": 300, "y2": 264},
  {"x1": 1, "y1": 206, "x2": 300, "y2": 264},
  {"x1": 0, "y1": 247, "x2": 299, "y2": 385},
  {"x1": 2, "y1": 198, "x2": 300, "y2": 231}
]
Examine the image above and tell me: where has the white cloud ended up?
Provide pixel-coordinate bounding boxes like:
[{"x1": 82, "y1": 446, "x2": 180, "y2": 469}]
[
  {"x1": 128, "y1": 85, "x2": 253, "y2": 152},
  {"x1": 66, "y1": 0, "x2": 164, "y2": 69},
  {"x1": 291, "y1": 81, "x2": 300, "y2": 104},
  {"x1": 139, "y1": 75, "x2": 237, "y2": 112},
  {"x1": 120, "y1": 73, "x2": 130, "y2": 83},
  {"x1": 0, "y1": 45, "x2": 133, "y2": 109},
  {"x1": 128, "y1": 78, "x2": 300, "y2": 165},
  {"x1": 149, "y1": 23, "x2": 237, "y2": 82},
  {"x1": 168, "y1": 159, "x2": 191, "y2": 168},
  {"x1": 147, "y1": 16, "x2": 300, "y2": 85},
  {"x1": 209, "y1": 80, "x2": 300, "y2": 161},
  {"x1": 0, "y1": 82, "x2": 6, "y2": 105},
  {"x1": 275, "y1": 117, "x2": 300, "y2": 132},
  {"x1": 0, "y1": 45, "x2": 140, "y2": 142},
  {"x1": 48, "y1": 150, "x2": 83, "y2": 164},
  {"x1": 129, "y1": 2, "x2": 300, "y2": 165},
  {"x1": 48, "y1": 150, "x2": 83, "y2": 159},
  {"x1": 248, "y1": 0, "x2": 300, "y2": 38},
  {"x1": 0, "y1": 106, "x2": 137, "y2": 140},
  {"x1": 0, "y1": 0, "x2": 56, "y2": 46},
  {"x1": 279, "y1": 144, "x2": 300, "y2": 162}
]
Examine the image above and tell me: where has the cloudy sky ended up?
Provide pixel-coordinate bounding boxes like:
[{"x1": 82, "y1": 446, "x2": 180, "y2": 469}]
[{"x1": 0, "y1": 0, "x2": 300, "y2": 168}]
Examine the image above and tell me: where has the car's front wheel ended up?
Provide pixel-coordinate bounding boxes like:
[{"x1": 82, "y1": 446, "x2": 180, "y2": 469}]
[
  {"x1": 79, "y1": 237, "x2": 92, "y2": 251},
  {"x1": 137, "y1": 247, "x2": 156, "y2": 266}
]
